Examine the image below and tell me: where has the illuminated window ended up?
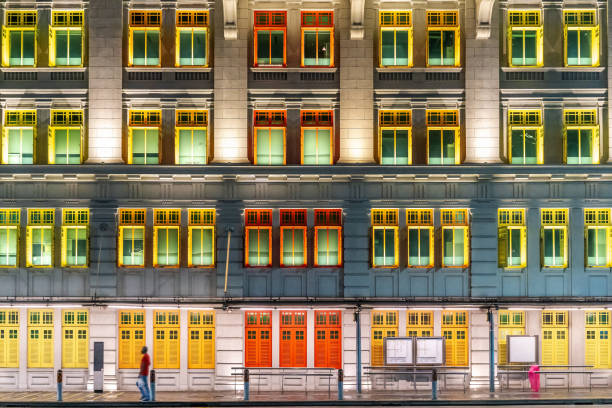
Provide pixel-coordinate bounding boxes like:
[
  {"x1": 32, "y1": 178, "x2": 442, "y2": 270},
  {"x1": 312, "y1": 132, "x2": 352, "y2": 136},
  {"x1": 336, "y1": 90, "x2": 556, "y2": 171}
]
[
  {"x1": 118, "y1": 209, "x2": 146, "y2": 267},
  {"x1": 541, "y1": 209, "x2": 568, "y2": 268},
  {"x1": 49, "y1": 11, "x2": 83, "y2": 67},
  {"x1": 49, "y1": 110, "x2": 83, "y2": 164},
  {"x1": 245, "y1": 311, "x2": 272, "y2": 367},
  {"x1": 118, "y1": 310, "x2": 145, "y2": 368},
  {"x1": 254, "y1": 11, "x2": 286, "y2": 67},
  {"x1": 0, "y1": 209, "x2": 19, "y2": 267},
  {"x1": 301, "y1": 111, "x2": 333, "y2": 165},
  {"x1": 426, "y1": 11, "x2": 460, "y2": 67},
  {"x1": 406, "y1": 209, "x2": 433, "y2": 267},
  {"x1": 254, "y1": 111, "x2": 285, "y2": 165},
  {"x1": 0, "y1": 310, "x2": 19, "y2": 368},
  {"x1": 584, "y1": 209, "x2": 611, "y2": 267},
  {"x1": 379, "y1": 11, "x2": 412, "y2": 67},
  {"x1": 280, "y1": 209, "x2": 307, "y2": 267},
  {"x1": 380, "y1": 110, "x2": 411, "y2": 165},
  {"x1": 154, "y1": 311, "x2": 179, "y2": 369},
  {"x1": 62, "y1": 310, "x2": 88, "y2": 368},
  {"x1": 585, "y1": 311, "x2": 610, "y2": 369},
  {"x1": 176, "y1": 110, "x2": 207, "y2": 164},
  {"x1": 314, "y1": 311, "x2": 341, "y2": 369},
  {"x1": 280, "y1": 311, "x2": 307, "y2": 367},
  {"x1": 564, "y1": 10, "x2": 599, "y2": 67},
  {"x1": 188, "y1": 209, "x2": 215, "y2": 267},
  {"x1": 2, "y1": 110, "x2": 36, "y2": 164},
  {"x1": 28, "y1": 310, "x2": 53, "y2": 368},
  {"x1": 507, "y1": 10, "x2": 543, "y2": 67},
  {"x1": 564, "y1": 109, "x2": 599, "y2": 164},
  {"x1": 542, "y1": 311, "x2": 568, "y2": 365},
  {"x1": 498, "y1": 311, "x2": 524, "y2": 365},
  {"x1": 407, "y1": 311, "x2": 433, "y2": 337},
  {"x1": 188, "y1": 311, "x2": 215, "y2": 369},
  {"x1": 245, "y1": 209, "x2": 272, "y2": 267},
  {"x1": 128, "y1": 110, "x2": 160, "y2": 164},
  {"x1": 508, "y1": 110, "x2": 543, "y2": 164},
  {"x1": 371, "y1": 209, "x2": 399, "y2": 268},
  {"x1": 153, "y1": 209, "x2": 180, "y2": 267},
  {"x1": 441, "y1": 209, "x2": 469, "y2": 267},
  {"x1": 301, "y1": 11, "x2": 333, "y2": 67},
  {"x1": 176, "y1": 10, "x2": 208, "y2": 67},
  {"x1": 498, "y1": 209, "x2": 526, "y2": 268},
  {"x1": 314, "y1": 209, "x2": 342, "y2": 267},
  {"x1": 442, "y1": 311, "x2": 468, "y2": 366},
  {"x1": 61, "y1": 209, "x2": 88, "y2": 267},
  {"x1": 128, "y1": 10, "x2": 161, "y2": 67},
  {"x1": 1, "y1": 11, "x2": 37, "y2": 67},
  {"x1": 426, "y1": 110, "x2": 459, "y2": 165},
  {"x1": 371, "y1": 311, "x2": 397, "y2": 366},
  {"x1": 26, "y1": 209, "x2": 54, "y2": 267}
]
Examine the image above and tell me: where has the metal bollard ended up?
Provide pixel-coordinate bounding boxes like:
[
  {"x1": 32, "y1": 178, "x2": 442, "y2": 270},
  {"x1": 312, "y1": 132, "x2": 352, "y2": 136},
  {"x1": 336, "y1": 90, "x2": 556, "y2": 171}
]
[
  {"x1": 57, "y1": 369, "x2": 63, "y2": 402},
  {"x1": 150, "y1": 370, "x2": 156, "y2": 402},
  {"x1": 244, "y1": 369, "x2": 250, "y2": 401},
  {"x1": 431, "y1": 368, "x2": 438, "y2": 401},
  {"x1": 337, "y1": 368, "x2": 344, "y2": 400}
]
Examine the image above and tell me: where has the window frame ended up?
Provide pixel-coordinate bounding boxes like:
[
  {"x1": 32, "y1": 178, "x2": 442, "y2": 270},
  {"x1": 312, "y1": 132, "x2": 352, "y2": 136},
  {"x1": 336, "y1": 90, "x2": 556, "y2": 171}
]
[
  {"x1": 280, "y1": 209, "x2": 307, "y2": 267},
  {"x1": 507, "y1": 10, "x2": 543, "y2": 67},
  {"x1": 541, "y1": 310, "x2": 569, "y2": 366},
  {"x1": 585, "y1": 310, "x2": 611, "y2": 369},
  {"x1": 498, "y1": 311, "x2": 525, "y2": 365},
  {"x1": 48, "y1": 110, "x2": 84, "y2": 165},
  {"x1": 584, "y1": 209, "x2": 611, "y2": 267},
  {"x1": 563, "y1": 10, "x2": 599, "y2": 67},
  {"x1": 244, "y1": 209, "x2": 273, "y2": 267},
  {"x1": 0, "y1": 209, "x2": 20, "y2": 268},
  {"x1": 301, "y1": 110, "x2": 333, "y2": 165},
  {"x1": 371, "y1": 209, "x2": 399, "y2": 268},
  {"x1": 314, "y1": 209, "x2": 342, "y2": 267},
  {"x1": 175, "y1": 10, "x2": 209, "y2": 68},
  {"x1": 2, "y1": 110, "x2": 36, "y2": 165},
  {"x1": 508, "y1": 109, "x2": 543, "y2": 164},
  {"x1": 442, "y1": 310, "x2": 469, "y2": 366},
  {"x1": 441, "y1": 209, "x2": 469, "y2": 268},
  {"x1": 0, "y1": 309, "x2": 19, "y2": 368},
  {"x1": 49, "y1": 10, "x2": 84, "y2": 67},
  {"x1": 1, "y1": 11, "x2": 38, "y2": 67},
  {"x1": 425, "y1": 11, "x2": 460, "y2": 68},
  {"x1": 497, "y1": 208, "x2": 527, "y2": 268},
  {"x1": 153, "y1": 209, "x2": 181, "y2": 267},
  {"x1": 28, "y1": 309, "x2": 54, "y2": 368},
  {"x1": 300, "y1": 11, "x2": 334, "y2": 68},
  {"x1": 371, "y1": 310, "x2": 398, "y2": 366},
  {"x1": 279, "y1": 311, "x2": 307, "y2": 367},
  {"x1": 406, "y1": 209, "x2": 434, "y2": 268},
  {"x1": 118, "y1": 310, "x2": 146, "y2": 369},
  {"x1": 188, "y1": 311, "x2": 215, "y2": 369},
  {"x1": 253, "y1": 110, "x2": 286, "y2": 165},
  {"x1": 175, "y1": 110, "x2": 208, "y2": 165},
  {"x1": 406, "y1": 310, "x2": 433, "y2": 337},
  {"x1": 253, "y1": 11, "x2": 287, "y2": 68},
  {"x1": 563, "y1": 109, "x2": 599, "y2": 164},
  {"x1": 26, "y1": 209, "x2": 54, "y2": 268},
  {"x1": 379, "y1": 110, "x2": 412, "y2": 165},
  {"x1": 426, "y1": 110, "x2": 460, "y2": 165},
  {"x1": 188, "y1": 209, "x2": 215, "y2": 268},
  {"x1": 540, "y1": 209, "x2": 569, "y2": 268},
  {"x1": 61, "y1": 208, "x2": 89, "y2": 268},
  {"x1": 61, "y1": 310, "x2": 88, "y2": 368},
  {"x1": 117, "y1": 209, "x2": 146, "y2": 268},
  {"x1": 244, "y1": 311, "x2": 272, "y2": 367},
  {"x1": 314, "y1": 310, "x2": 342, "y2": 369},
  {"x1": 379, "y1": 11, "x2": 413, "y2": 68},
  {"x1": 153, "y1": 310, "x2": 180, "y2": 369},
  {"x1": 128, "y1": 10, "x2": 161, "y2": 67},
  {"x1": 128, "y1": 110, "x2": 161, "y2": 165}
]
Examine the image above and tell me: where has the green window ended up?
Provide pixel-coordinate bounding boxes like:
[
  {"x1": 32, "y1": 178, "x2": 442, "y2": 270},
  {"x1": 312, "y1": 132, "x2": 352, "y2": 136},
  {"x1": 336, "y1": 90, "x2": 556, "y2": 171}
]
[
  {"x1": 177, "y1": 129, "x2": 207, "y2": 164},
  {"x1": 442, "y1": 227, "x2": 466, "y2": 267},
  {"x1": 53, "y1": 129, "x2": 81, "y2": 164},
  {"x1": 303, "y1": 30, "x2": 331, "y2": 66},
  {"x1": 256, "y1": 30, "x2": 285, "y2": 66},
  {"x1": 511, "y1": 129, "x2": 538, "y2": 164},
  {"x1": 8, "y1": 30, "x2": 36, "y2": 66},
  {"x1": 500, "y1": 228, "x2": 525, "y2": 266},
  {"x1": 543, "y1": 228, "x2": 566, "y2": 267},
  {"x1": 53, "y1": 29, "x2": 82, "y2": 66},
  {"x1": 511, "y1": 30, "x2": 538, "y2": 66},
  {"x1": 190, "y1": 227, "x2": 214, "y2": 266},
  {"x1": 315, "y1": 228, "x2": 340, "y2": 266},
  {"x1": 373, "y1": 227, "x2": 397, "y2": 267},
  {"x1": 427, "y1": 30, "x2": 455, "y2": 66},
  {"x1": 255, "y1": 128, "x2": 284, "y2": 165},
  {"x1": 132, "y1": 29, "x2": 159, "y2": 66},
  {"x1": 302, "y1": 128, "x2": 331, "y2": 165},
  {"x1": 155, "y1": 227, "x2": 179, "y2": 266},
  {"x1": 408, "y1": 228, "x2": 432, "y2": 267},
  {"x1": 64, "y1": 227, "x2": 87, "y2": 266},
  {"x1": 381, "y1": 30, "x2": 410, "y2": 66},
  {"x1": 121, "y1": 227, "x2": 144, "y2": 266},
  {"x1": 247, "y1": 228, "x2": 270, "y2": 266},
  {"x1": 131, "y1": 128, "x2": 159, "y2": 165},
  {"x1": 178, "y1": 28, "x2": 207, "y2": 66},
  {"x1": 587, "y1": 227, "x2": 608, "y2": 267},
  {"x1": 30, "y1": 228, "x2": 52, "y2": 266},
  {"x1": 566, "y1": 128, "x2": 594, "y2": 164},
  {"x1": 428, "y1": 129, "x2": 456, "y2": 164},
  {"x1": 281, "y1": 228, "x2": 305, "y2": 267},
  {"x1": 381, "y1": 129, "x2": 409, "y2": 165},
  {"x1": 0, "y1": 228, "x2": 18, "y2": 266},
  {"x1": 566, "y1": 29, "x2": 592, "y2": 66},
  {"x1": 5, "y1": 129, "x2": 33, "y2": 164}
]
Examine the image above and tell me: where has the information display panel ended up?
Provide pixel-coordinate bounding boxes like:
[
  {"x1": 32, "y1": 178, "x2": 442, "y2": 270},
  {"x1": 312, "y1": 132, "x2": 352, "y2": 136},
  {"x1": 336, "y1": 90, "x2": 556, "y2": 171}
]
[
  {"x1": 384, "y1": 337, "x2": 413, "y2": 366},
  {"x1": 415, "y1": 337, "x2": 445, "y2": 365},
  {"x1": 507, "y1": 335, "x2": 539, "y2": 364}
]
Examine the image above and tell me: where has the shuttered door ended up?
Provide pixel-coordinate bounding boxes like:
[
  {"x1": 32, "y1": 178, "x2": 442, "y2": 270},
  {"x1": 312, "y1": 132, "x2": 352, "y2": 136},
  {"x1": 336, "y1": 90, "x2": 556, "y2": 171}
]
[
  {"x1": 154, "y1": 330, "x2": 166, "y2": 368},
  {"x1": 6, "y1": 329, "x2": 18, "y2": 367},
  {"x1": 63, "y1": 329, "x2": 75, "y2": 367},
  {"x1": 498, "y1": 327, "x2": 524, "y2": 365},
  {"x1": 279, "y1": 311, "x2": 307, "y2": 367},
  {"x1": 314, "y1": 311, "x2": 342, "y2": 369},
  {"x1": 28, "y1": 310, "x2": 54, "y2": 368},
  {"x1": 245, "y1": 311, "x2": 272, "y2": 367},
  {"x1": 118, "y1": 311, "x2": 145, "y2": 369},
  {"x1": 0, "y1": 310, "x2": 19, "y2": 368},
  {"x1": 442, "y1": 311, "x2": 469, "y2": 367},
  {"x1": 153, "y1": 311, "x2": 180, "y2": 369},
  {"x1": 371, "y1": 311, "x2": 398, "y2": 366},
  {"x1": 542, "y1": 311, "x2": 568, "y2": 366},
  {"x1": 585, "y1": 311, "x2": 611, "y2": 369},
  {"x1": 62, "y1": 310, "x2": 89, "y2": 368}
]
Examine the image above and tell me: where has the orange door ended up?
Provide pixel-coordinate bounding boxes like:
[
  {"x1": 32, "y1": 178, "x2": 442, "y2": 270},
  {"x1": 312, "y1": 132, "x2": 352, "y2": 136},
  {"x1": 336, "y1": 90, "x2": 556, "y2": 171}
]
[
  {"x1": 279, "y1": 311, "x2": 307, "y2": 367},
  {"x1": 314, "y1": 310, "x2": 342, "y2": 369},
  {"x1": 244, "y1": 311, "x2": 272, "y2": 367}
]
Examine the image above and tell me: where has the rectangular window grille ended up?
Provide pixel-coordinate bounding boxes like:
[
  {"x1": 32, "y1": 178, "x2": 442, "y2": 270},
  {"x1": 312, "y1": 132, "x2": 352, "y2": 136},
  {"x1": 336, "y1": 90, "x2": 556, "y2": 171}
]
[
  {"x1": 188, "y1": 311, "x2": 215, "y2": 368},
  {"x1": 406, "y1": 311, "x2": 433, "y2": 337},
  {"x1": 118, "y1": 311, "x2": 145, "y2": 369}
]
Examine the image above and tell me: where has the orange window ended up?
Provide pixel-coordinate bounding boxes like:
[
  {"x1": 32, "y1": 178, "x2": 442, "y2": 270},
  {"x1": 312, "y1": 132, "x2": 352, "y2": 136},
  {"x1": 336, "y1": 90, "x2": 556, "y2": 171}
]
[
  {"x1": 314, "y1": 310, "x2": 342, "y2": 369},
  {"x1": 254, "y1": 11, "x2": 286, "y2": 67},
  {"x1": 245, "y1": 209, "x2": 273, "y2": 267},
  {"x1": 301, "y1": 11, "x2": 334, "y2": 67},
  {"x1": 244, "y1": 311, "x2": 272, "y2": 367},
  {"x1": 314, "y1": 209, "x2": 342, "y2": 267},
  {"x1": 301, "y1": 110, "x2": 333, "y2": 165},
  {"x1": 279, "y1": 311, "x2": 307, "y2": 367},
  {"x1": 280, "y1": 209, "x2": 307, "y2": 267},
  {"x1": 254, "y1": 110, "x2": 286, "y2": 165}
]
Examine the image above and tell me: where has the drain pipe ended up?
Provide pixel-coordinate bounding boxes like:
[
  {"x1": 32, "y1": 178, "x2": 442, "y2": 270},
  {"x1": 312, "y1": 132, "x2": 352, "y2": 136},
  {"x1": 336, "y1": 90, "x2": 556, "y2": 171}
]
[
  {"x1": 354, "y1": 306, "x2": 362, "y2": 393},
  {"x1": 488, "y1": 307, "x2": 495, "y2": 393}
]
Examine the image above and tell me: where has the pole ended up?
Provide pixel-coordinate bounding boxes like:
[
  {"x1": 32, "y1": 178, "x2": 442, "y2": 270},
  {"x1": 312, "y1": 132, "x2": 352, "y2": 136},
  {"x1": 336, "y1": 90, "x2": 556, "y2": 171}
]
[
  {"x1": 150, "y1": 369, "x2": 156, "y2": 401},
  {"x1": 223, "y1": 228, "x2": 233, "y2": 295},
  {"x1": 56, "y1": 369, "x2": 63, "y2": 402},
  {"x1": 337, "y1": 368, "x2": 343, "y2": 400},
  {"x1": 488, "y1": 308, "x2": 495, "y2": 393},
  {"x1": 244, "y1": 369, "x2": 250, "y2": 401},
  {"x1": 354, "y1": 308, "x2": 361, "y2": 393},
  {"x1": 431, "y1": 368, "x2": 437, "y2": 400}
]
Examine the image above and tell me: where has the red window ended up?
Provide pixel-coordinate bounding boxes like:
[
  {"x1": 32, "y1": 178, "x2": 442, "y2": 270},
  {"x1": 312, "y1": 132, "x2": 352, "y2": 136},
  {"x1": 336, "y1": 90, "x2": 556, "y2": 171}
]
[
  {"x1": 254, "y1": 11, "x2": 287, "y2": 67},
  {"x1": 280, "y1": 209, "x2": 307, "y2": 267},
  {"x1": 315, "y1": 311, "x2": 342, "y2": 369},
  {"x1": 244, "y1": 311, "x2": 272, "y2": 367},
  {"x1": 314, "y1": 209, "x2": 342, "y2": 267},
  {"x1": 300, "y1": 11, "x2": 334, "y2": 67},
  {"x1": 279, "y1": 311, "x2": 307, "y2": 367},
  {"x1": 245, "y1": 209, "x2": 273, "y2": 267}
]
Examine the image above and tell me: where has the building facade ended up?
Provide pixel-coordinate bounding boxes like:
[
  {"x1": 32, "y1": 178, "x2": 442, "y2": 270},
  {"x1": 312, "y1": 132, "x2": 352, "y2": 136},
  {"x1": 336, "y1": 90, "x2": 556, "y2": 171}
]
[{"x1": 0, "y1": 0, "x2": 610, "y2": 393}]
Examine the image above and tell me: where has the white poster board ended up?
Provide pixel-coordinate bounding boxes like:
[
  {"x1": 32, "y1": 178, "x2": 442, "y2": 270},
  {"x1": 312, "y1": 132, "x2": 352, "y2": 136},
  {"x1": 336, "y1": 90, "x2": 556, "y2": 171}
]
[
  {"x1": 507, "y1": 335, "x2": 539, "y2": 364},
  {"x1": 384, "y1": 337, "x2": 413, "y2": 366},
  {"x1": 415, "y1": 337, "x2": 445, "y2": 365}
]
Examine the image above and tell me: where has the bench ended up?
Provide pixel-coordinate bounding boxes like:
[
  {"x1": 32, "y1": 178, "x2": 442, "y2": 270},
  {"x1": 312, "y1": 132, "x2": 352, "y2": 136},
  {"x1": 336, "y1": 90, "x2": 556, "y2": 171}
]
[
  {"x1": 364, "y1": 366, "x2": 470, "y2": 393},
  {"x1": 497, "y1": 365, "x2": 594, "y2": 391}
]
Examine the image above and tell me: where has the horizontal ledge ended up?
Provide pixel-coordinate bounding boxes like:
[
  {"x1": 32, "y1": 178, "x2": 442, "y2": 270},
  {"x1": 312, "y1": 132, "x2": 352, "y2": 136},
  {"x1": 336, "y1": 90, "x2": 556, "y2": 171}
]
[
  {"x1": 250, "y1": 67, "x2": 337, "y2": 73},
  {"x1": 0, "y1": 67, "x2": 87, "y2": 72},
  {"x1": 376, "y1": 67, "x2": 463, "y2": 73},
  {"x1": 501, "y1": 67, "x2": 606, "y2": 73},
  {"x1": 124, "y1": 67, "x2": 213, "y2": 72}
]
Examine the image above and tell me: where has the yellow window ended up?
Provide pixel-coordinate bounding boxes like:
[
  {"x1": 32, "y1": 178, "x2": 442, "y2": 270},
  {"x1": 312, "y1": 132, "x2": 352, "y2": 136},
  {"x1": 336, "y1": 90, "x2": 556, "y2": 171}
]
[
  {"x1": 175, "y1": 110, "x2": 208, "y2": 165},
  {"x1": 379, "y1": 11, "x2": 412, "y2": 68},
  {"x1": 564, "y1": 10, "x2": 599, "y2": 67},
  {"x1": 128, "y1": 10, "x2": 161, "y2": 67},
  {"x1": 253, "y1": 111, "x2": 286, "y2": 165},
  {"x1": 585, "y1": 310, "x2": 610, "y2": 369},
  {"x1": 48, "y1": 110, "x2": 83, "y2": 165},
  {"x1": 0, "y1": 309, "x2": 19, "y2": 367},
  {"x1": 541, "y1": 209, "x2": 569, "y2": 268},
  {"x1": 441, "y1": 209, "x2": 469, "y2": 267},
  {"x1": 118, "y1": 209, "x2": 146, "y2": 267},
  {"x1": 584, "y1": 209, "x2": 611, "y2": 267},
  {"x1": 507, "y1": 10, "x2": 543, "y2": 67},
  {"x1": 188, "y1": 311, "x2": 215, "y2": 369},
  {"x1": 379, "y1": 110, "x2": 412, "y2": 165},
  {"x1": 442, "y1": 311, "x2": 468, "y2": 366},
  {"x1": 175, "y1": 10, "x2": 209, "y2": 67},
  {"x1": 508, "y1": 109, "x2": 543, "y2": 165},
  {"x1": 371, "y1": 209, "x2": 399, "y2": 268},
  {"x1": 26, "y1": 209, "x2": 54, "y2": 267},
  {"x1": 406, "y1": 311, "x2": 433, "y2": 337},
  {"x1": 498, "y1": 311, "x2": 525, "y2": 365},
  {"x1": 153, "y1": 310, "x2": 180, "y2": 369},
  {"x1": 153, "y1": 209, "x2": 180, "y2": 267},
  {"x1": 49, "y1": 10, "x2": 83, "y2": 67},
  {"x1": 188, "y1": 209, "x2": 215, "y2": 267},
  {"x1": 498, "y1": 209, "x2": 527, "y2": 268},
  {"x1": 28, "y1": 309, "x2": 54, "y2": 368},
  {"x1": 128, "y1": 110, "x2": 161, "y2": 165},
  {"x1": 541, "y1": 311, "x2": 568, "y2": 366},
  {"x1": 0, "y1": 209, "x2": 20, "y2": 267},
  {"x1": 2, "y1": 110, "x2": 36, "y2": 165},
  {"x1": 118, "y1": 310, "x2": 145, "y2": 369},
  {"x1": 61, "y1": 209, "x2": 89, "y2": 267},
  {"x1": 426, "y1": 110, "x2": 460, "y2": 165},
  {"x1": 371, "y1": 310, "x2": 398, "y2": 366},
  {"x1": 426, "y1": 11, "x2": 460, "y2": 67},
  {"x1": 62, "y1": 310, "x2": 88, "y2": 368},
  {"x1": 564, "y1": 109, "x2": 599, "y2": 164},
  {"x1": 1, "y1": 11, "x2": 37, "y2": 67},
  {"x1": 406, "y1": 209, "x2": 434, "y2": 268}
]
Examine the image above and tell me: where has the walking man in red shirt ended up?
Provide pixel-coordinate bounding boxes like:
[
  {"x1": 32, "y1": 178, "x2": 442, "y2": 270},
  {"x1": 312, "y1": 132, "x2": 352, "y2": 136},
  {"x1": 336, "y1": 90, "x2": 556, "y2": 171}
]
[{"x1": 137, "y1": 346, "x2": 151, "y2": 402}]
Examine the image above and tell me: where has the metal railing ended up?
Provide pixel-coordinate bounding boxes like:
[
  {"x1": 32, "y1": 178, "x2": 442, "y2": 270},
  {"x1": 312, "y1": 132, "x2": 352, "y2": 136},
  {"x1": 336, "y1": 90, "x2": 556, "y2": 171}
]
[
  {"x1": 364, "y1": 366, "x2": 470, "y2": 393},
  {"x1": 231, "y1": 367, "x2": 337, "y2": 396},
  {"x1": 497, "y1": 365, "x2": 594, "y2": 391}
]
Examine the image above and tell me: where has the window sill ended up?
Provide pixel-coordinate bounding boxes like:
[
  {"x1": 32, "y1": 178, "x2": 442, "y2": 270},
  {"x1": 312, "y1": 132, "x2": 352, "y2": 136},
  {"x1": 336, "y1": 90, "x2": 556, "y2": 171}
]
[
  {"x1": 250, "y1": 67, "x2": 337, "y2": 73},
  {"x1": 124, "y1": 67, "x2": 212, "y2": 72},
  {"x1": 0, "y1": 67, "x2": 86, "y2": 72},
  {"x1": 501, "y1": 66, "x2": 605, "y2": 72},
  {"x1": 376, "y1": 67, "x2": 462, "y2": 73}
]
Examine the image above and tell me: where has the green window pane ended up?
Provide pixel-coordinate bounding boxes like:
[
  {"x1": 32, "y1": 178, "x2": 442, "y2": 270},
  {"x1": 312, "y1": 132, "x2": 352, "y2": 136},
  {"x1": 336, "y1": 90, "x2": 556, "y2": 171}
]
[
  {"x1": 66, "y1": 227, "x2": 87, "y2": 266},
  {"x1": 428, "y1": 129, "x2": 441, "y2": 164},
  {"x1": 22, "y1": 31, "x2": 35, "y2": 65},
  {"x1": 373, "y1": 229, "x2": 385, "y2": 266},
  {"x1": 122, "y1": 227, "x2": 144, "y2": 266},
  {"x1": 523, "y1": 30, "x2": 537, "y2": 65},
  {"x1": 580, "y1": 129, "x2": 593, "y2": 163},
  {"x1": 428, "y1": 31, "x2": 442, "y2": 65},
  {"x1": 381, "y1": 30, "x2": 395, "y2": 66},
  {"x1": 303, "y1": 129, "x2": 318, "y2": 164},
  {"x1": 381, "y1": 129, "x2": 395, "y2": 165},
  {"x1": 511, "y1": 31, "x2": 523, "y2": 65},
  {"x1": 68, "y1": 129, "x2": 81, "y2": 164},
  {"x1": 68, "y1": 30, "x2": 82, "y2": 66},
  {"x1": 8, "y1": 129, "x2": 33, "y2": 164},
  {"x1": 544, "y1": 229, "x2": 565, "y2": 266},
  {"x1": 9, "y1": 31, "x2": 22, "y2": 66},
  {"x1": 146, "y1": 31, "x2": 159, "y2": 66},
  {"x1": 193, "y1": 31, "x2": 207, "y2": 65},
  {"x1": 0, "y1": 228, "x2": 17, "y2": 266},
  {"x1": 567, "y1": 129, "x2": 593, "y2": 164},
  {"x1": 567, "y1": 131, "x2": 579, "y2": 163},
  {"x1": 256, "y1": 31, "x2": 270, "y2": 65},
  {"x1": 317, "y1": 228, "x2": 339, "y2": 266},
  {"x1": 511, "y1": 129, "x2": 537, "y2": 164},
  {"x1": 282, "y1": 229, "x2": 304, "y2": 266},
  {"x1": 442, "y1": 30, "x2": 455, "y2": 65},
  {"x1": 566, "y1": 30, "x2": 578, "y2": 65},
  {"x1": 157, "y1": 228, "x2": 179, "y2": 265},
  {"x1": 54, "y1": 129, "x2": 81, "y2": 164},
  {"x1": 178, "y1": 129, "x2": 207, "y2": 164},
  {"x1": 270, "y1": 128, "x2": 284, "y2": 164},
  {"x1": 248, "y1": 229, "x2": 269, "y2": 266},
  {"x1": 270, "y1": 31, "x2": 284, "y2": 65},
  {"x1": 54, "y1": 129, "x2": 68, "y2": 164},
  {"x1": 395, "y1": 30, "x2": 409, "y2": 65},
  {"x1": 443, "y1": 229, "x2": 454, "y2": 265},
  {"x1": 508, "y1": 228, "x2": 522, "y2": 266},
  {"x1": 408, "y1": 228, "x2": 430, "y2": 266},
  {"x1": 32, "y1": 228, "x2": 52, "y2": 266},
  {"x1": 132, "y1": 30, "x2": 146, "y2": 65},
  {"x1": 179, "y1": 30, "x2": 192, "y2": 65},
  {"x1": 303, "y1": 31, "x2": 317, "y2": 66},
  {"x1": 384, "y1": 229, "x2": 395, "y2": 265},
  {"x1": 191, "y1": 228, "x2": 213, "y2": 266},
  {"x1": 317, "y1": 31, "x2": 331, "y2": 66},
  {"x1": 131, "y1": 128, "x2": 158, "y2": 164},
  {"x1": 442, "y1": 129, "x2": 455, "y2": 164},
  {"x1": 55, "y1": 30, "x2": 69, "y2": 66},
  {"x1": 256, "y1": 129, "x2": 270, "y2": 164},
  {"x1": 587, "y1": 228, "x2": 607, "y2": 266},
  {"x1": 316, "y1": 129, "x2": 331, "y2": 164},
  {"x1": 579, "y1": 30, "x2": 592, "y2": 65}
]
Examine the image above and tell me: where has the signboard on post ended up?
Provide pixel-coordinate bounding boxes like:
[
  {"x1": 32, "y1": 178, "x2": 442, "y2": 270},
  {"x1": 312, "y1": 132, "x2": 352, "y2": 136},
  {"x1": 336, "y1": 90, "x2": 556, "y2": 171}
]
[
  {"x1": 384, "y1": 337, "x2": 414, "y2": 366},
  {"x1": 415, "y1": 337, "x2": 445, "y2": 365},
  {"x1": 507, "y1": 335, "x2": 539, "y2": 364}
]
